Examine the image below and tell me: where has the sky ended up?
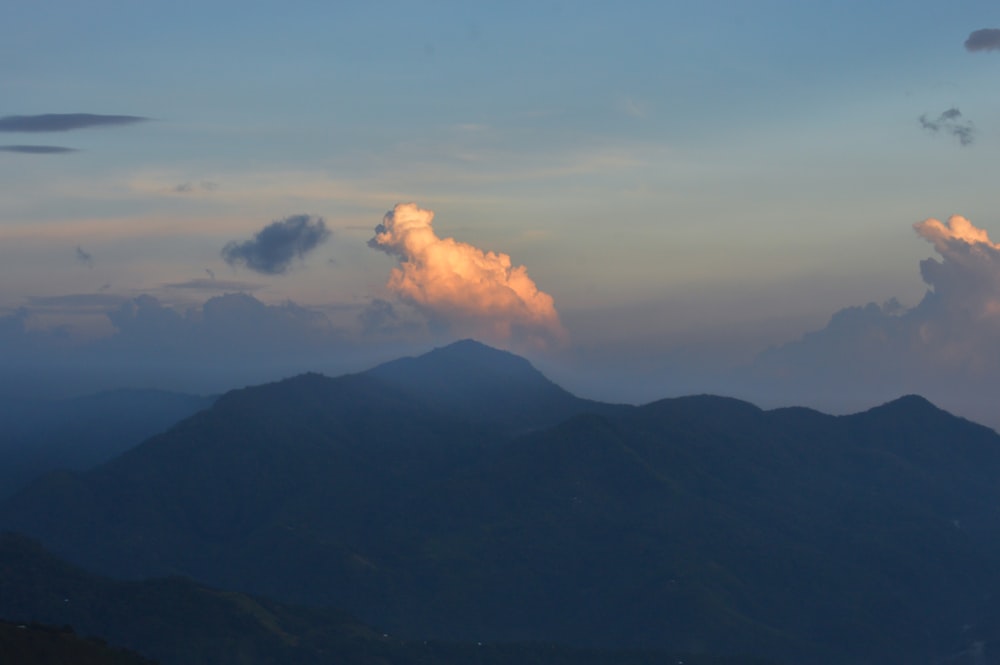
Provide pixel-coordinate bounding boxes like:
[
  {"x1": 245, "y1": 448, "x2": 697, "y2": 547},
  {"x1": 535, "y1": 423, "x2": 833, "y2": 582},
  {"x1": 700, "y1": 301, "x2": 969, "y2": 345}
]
[{"x1": 3, "y1": 1, "x2": 1000, "y2": 427}]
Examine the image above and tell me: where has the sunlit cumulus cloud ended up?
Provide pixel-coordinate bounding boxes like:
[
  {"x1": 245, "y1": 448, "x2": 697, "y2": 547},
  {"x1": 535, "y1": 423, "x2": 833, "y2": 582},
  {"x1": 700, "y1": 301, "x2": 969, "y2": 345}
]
[
  {"x1": 965, "y1": 28, "x2": 1000, "y2": 52},
  {"x1": 368, "y1": 203, "x2": 566, "y2": 347},
  {"x1": 750, "y1": 215, "x2": 1000, "y2": 425},
  {"x1": 912, "y1": 215, "x2": 1000, "y2": 340},
  {"x1": 222, "y1": 214, "x2": 330, "y2": 275}
]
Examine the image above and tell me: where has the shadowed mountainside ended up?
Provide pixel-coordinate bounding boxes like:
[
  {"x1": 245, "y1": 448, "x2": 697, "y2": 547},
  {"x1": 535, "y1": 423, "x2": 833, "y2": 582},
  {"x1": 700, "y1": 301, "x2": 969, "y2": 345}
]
[
  {"x1": 0, "y1": 620, "x2": 156, "y2": 665},
  {"x1": 0, "y1": 389, "x2": 212, "y2": 499},
  {"x1": 0, "y1": 532, "x2": 775, "y2": 665}
]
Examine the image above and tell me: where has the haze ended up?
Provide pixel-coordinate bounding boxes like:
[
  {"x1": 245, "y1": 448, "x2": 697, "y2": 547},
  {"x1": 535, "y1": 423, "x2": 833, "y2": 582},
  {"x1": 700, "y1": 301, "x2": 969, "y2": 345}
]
[{"x1": 3, "y1": 1, "x2": 1000, "y2": 428}]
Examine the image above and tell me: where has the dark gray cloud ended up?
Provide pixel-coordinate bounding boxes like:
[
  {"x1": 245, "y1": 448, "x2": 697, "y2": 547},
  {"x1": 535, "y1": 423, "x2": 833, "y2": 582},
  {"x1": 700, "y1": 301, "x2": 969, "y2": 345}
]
[
  {"x1": 0, "y1": 145, "x2": 78, "y2": 154},
  {"x1": 0, "y1": 113, "x2": 148, "y2": 132},
  {"x1": 222, "y1": 215, "x2": 330, "y2": 275},
  {"x1": 919, "y1": 108, "x2": 975, "y2": 146},
  {"x1": 75, "y1": 246, "x2": 94, "y2": 267},
  {"x1": 965, "y1": 28, "x2": 1000, "y2": 52},
  {"x1": 164, "y1": 278, "x2": 264, "y2": 292}
]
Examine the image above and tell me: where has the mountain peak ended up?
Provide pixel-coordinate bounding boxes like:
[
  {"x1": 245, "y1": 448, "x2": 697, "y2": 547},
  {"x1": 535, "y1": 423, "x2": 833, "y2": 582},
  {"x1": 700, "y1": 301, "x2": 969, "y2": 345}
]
[
  {"x1": 414, "y1": 339, "x2": 536, "y2": 375},
  {"x1": 861, "y1": 394, "x2": 942, "y2": 419},
  {"x1": 364, "y1": 339, "x2": 597, "y2": 430}
]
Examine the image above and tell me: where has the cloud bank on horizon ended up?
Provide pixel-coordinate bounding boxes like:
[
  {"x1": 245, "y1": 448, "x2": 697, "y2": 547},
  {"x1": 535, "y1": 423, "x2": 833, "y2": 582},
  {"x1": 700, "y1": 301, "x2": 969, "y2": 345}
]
[
  {"x1": 368, "y1": 203, "x2": 567, "y2": 348},
  {"x1": 750, "y1": 215, "x2": 1000, "y2": 423}
]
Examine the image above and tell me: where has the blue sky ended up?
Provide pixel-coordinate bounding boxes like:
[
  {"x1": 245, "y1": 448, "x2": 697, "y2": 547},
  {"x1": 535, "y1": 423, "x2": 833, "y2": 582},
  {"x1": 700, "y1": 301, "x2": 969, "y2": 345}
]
[{"x1": 3, "y1": 1, "x2": 1000, "y2": 425}]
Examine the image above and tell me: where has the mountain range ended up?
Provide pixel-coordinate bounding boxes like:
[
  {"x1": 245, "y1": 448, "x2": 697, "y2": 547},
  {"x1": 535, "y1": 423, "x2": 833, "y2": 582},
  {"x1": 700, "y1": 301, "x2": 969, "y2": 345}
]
[
  {"x1": 0, "y1": 388, "x2": 212, "y2": 499},
  {"x1": 2, "y1": 339, "x2": 999, "y2": 664}
]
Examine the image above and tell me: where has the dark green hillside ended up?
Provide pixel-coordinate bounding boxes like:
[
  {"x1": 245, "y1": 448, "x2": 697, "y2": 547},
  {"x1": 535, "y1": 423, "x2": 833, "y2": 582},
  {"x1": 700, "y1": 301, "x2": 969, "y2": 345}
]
[
  {"x1": 0, "y1": 621, "x2": 157, "y2": 665},
  {"x1": 3, "y1": 342, "x2": 1000, "y2": 663},
  {"x1": 0, "y1": 533, "x2": 775, "y2": 665}
]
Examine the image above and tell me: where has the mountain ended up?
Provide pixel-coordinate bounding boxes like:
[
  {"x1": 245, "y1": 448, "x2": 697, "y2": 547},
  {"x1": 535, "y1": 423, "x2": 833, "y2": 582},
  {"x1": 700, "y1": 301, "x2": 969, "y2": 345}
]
[
  {"x1": 0, "y1": 620, "x2": 156, "y2": 665},
  {"x1": 364, "y1": 338, "x2": 628, "y2": 431},
  {"x1": 0, "y1": 389, "x2": 212, "y2": 498},
  {"x1": 3, "y1": 341, "x2": 1000, "y2": 663},
  {"x1": 0, "y1": 533, "x2": 773, "y2": 665}
]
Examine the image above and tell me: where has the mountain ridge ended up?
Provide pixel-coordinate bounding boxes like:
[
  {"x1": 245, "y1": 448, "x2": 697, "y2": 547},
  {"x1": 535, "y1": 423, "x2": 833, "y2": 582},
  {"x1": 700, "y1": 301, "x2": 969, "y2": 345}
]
[{"x1": 2, "y1": 339, "x2": 998, "y2": 664}]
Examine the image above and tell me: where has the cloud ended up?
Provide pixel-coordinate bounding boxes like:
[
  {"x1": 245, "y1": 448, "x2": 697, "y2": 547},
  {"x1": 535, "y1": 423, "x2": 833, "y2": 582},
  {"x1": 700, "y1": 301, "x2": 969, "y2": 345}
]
[
  {"x1": 749, "y1": 215, "x2": 1000, "y2": 426},
  {"x1": 27, "y1": 293, "x2": 128, "y2": 310},
  {"x1": 965, "y1": 28, "x2": 1000, "y2": 52},
  {"x1": 101, "y1": 293, "x2": 341, "y2": 357},
  {"x1": 174, "y1": 181, "x2": 218, "y2": 194},
  {"x1": 0, "y1": 113, "x2": 148, "y2": 132},
  {"x1": 75, "y1": 246, "x2": 94, "y2": 267},
  {"x1": 0, "y1": 145, "x2": 78, "y2": 154},
  {"x1": 163, "y1": 278, "x2": 265, "y2": 292},
  {"x1": 0, "y1": 291, "x2": 418, "y2": 400},
  {"x1": 221, "y1": 214, "x2": 330, "y2": 275},
  {"x1": 368, "y1": 203, "x2": 566, "y2": 347},
  {"x1": 919, "y1": 108, "x2": 975, "y2": 146},
  {"x1": 359, "y1": 298, "x2": 421, "y2": 336}
]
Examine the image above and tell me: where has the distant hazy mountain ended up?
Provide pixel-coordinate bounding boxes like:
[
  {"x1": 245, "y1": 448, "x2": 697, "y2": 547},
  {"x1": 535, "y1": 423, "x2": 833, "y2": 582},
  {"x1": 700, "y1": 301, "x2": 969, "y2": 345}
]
[
  {"x1": 0, "y1": 533, "x2": 771, "y2": 665},
  {"x1": 2, "y1": 340, "x2": 1000, "y2": 664},
  {"x1": 0, "y1": 389, "x2": 213, "y2": 498}
]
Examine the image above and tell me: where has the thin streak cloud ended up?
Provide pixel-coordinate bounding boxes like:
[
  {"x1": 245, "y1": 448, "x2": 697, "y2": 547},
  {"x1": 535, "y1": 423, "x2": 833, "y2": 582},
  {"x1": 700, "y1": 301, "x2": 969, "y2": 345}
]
[
  {"x1": 0, "y1": 113, "x2": 148, "y2": 132},
  {"x1": 164, "y1": 278, "x2": 265, "y2": 292},
  {"x1": 0, "y1": 145, "x2": 78, "y2": 154}
]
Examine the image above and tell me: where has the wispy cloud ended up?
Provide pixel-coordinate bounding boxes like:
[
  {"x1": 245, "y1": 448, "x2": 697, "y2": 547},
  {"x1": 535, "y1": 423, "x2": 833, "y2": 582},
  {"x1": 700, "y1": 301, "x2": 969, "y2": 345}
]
[
  {"x1": 919, "y1": 108, "x2": 975, "y2": 146},
  {"x1": 75, "y1": 245, "x2": 94, "y2": 267},
  {"x1": 965, "y1": 28, "x2": 1000, "y2": 52},
  {"x1": 222, "y1": 214, "x2": 330, "y2": 275},
  {"x1": 174, "y1": 181, "x2": 219, "y2": 194},
  {"x1": 0, "y1": 113, "x2": 148, "y2": 132},
  {"x1": 0, "y1": 145, "x2": 78, "y2": 154}
]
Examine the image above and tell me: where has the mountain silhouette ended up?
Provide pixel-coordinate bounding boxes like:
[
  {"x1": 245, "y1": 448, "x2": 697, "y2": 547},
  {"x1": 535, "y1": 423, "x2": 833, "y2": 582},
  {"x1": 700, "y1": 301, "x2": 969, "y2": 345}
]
[{"x1": 2, "y1": 341, "x2": 1000, "y2": 664}]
